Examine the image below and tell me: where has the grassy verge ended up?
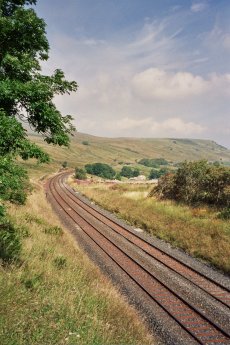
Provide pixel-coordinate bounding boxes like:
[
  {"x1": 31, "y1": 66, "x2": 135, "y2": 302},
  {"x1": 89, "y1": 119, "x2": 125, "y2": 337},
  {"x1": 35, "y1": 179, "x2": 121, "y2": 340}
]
[
  {"x1": 0, "y1": 185, "x2": 154, "y2": 345},
  {"x1": 69, "y1": 180, "x2": 230, "y2": 273}
]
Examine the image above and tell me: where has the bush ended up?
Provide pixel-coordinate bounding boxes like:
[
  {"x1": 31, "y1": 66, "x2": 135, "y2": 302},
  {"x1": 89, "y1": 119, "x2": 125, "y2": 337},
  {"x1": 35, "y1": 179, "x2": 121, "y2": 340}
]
[
  {"x1": 0, "y1": 157, "x2": 29, "y2": 204},
  {"x1": 0, "y1": 206, "x2": 21, "y2": 263},
  {"x1": 62, "y1": 161, "x2": 68, "y2": 168},
  {"x1": 120, "y1": 166, "x2": 140, "y2": 178},
  {"x1": 138, "y1": 158, "x2": 168, "y2": 167},
  {"x1": 85, "y1": 163, "x2": 116, "y2": 179},
  {"x1": 149, "y1": 168, "x2": 168, "y2": 179},
  {"x1": 82, "y1": 141, "x2": 89, "y2": 145},
  {"x1": 75, "y1": 167, "x2": 87, "y2": 180},
  {"x1": 152, "y1": 160, "x2": 230, "y2": 207},
  {"x1": 218, "y1": 208, "x2": 230, "y2": 220}
]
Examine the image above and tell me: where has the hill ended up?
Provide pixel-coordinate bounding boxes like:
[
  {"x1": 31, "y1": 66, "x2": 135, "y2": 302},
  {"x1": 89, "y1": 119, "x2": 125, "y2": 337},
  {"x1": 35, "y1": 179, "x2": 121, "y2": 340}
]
[{"x1": 25, "y1": 132, "x2": 230, "y2": 177}]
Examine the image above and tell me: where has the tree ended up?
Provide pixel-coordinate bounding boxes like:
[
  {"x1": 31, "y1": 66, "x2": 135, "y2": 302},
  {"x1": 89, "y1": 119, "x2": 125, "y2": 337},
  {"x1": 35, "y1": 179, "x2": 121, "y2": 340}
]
[
  {"x1": 149, "y1": 168, "x2": 168, "y2": 180},
  {"x1": 75, "y1": 167, "x2": 87, "y2": 180},
  {"x1": 0, "y1": 1, "x2": 78, "y2": 261},
  {"x1": 0, "y1": 0, "x2": 77, "y2": 152},
  {"x1": 0, "y1": 0, "x2": 78, "y2": 197},
  {"x1": 152, "y1": 160, "x2": 230, "y2": 207},
  {"x1": 120, "y1": 166, "x2": 140, "y2": 178},
  {"x1": 85, "y1": 163, "x2": 116, "y2": 180}
]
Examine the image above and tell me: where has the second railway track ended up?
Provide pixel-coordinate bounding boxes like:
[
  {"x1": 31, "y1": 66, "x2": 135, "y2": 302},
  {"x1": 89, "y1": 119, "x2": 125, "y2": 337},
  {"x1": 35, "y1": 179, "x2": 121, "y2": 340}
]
[{"x1": 47, "y1": 172, "x2": 230, "y2": 345}]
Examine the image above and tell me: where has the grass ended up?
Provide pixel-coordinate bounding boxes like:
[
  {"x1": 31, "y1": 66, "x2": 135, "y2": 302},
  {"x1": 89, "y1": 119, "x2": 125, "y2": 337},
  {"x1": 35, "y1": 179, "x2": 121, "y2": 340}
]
[
  {"x1": 25, "y1": 133, "x2": 230, "y2": 181},
  {"x1": 0, "y1": 186, "x2": 154, "y2": 345},
  {"x1": 69, "y1": 179, "x2": 230, "y2": 274}
]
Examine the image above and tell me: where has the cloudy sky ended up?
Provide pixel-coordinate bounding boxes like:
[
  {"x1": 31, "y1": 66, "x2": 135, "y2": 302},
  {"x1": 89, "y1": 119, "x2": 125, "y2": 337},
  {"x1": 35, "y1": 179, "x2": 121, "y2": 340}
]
[{"x1": 35, "y1": 0, "x2": 230, "y2": 147}]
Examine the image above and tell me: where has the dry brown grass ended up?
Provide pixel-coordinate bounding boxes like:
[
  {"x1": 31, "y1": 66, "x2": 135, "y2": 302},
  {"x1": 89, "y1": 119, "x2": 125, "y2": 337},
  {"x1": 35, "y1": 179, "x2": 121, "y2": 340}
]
[
  {"x1": 70, "y1": 180, "x2": 230, "y2": 273},
  {"x1": 0, "y1": 185, "x2": 154, "y2": 345}
]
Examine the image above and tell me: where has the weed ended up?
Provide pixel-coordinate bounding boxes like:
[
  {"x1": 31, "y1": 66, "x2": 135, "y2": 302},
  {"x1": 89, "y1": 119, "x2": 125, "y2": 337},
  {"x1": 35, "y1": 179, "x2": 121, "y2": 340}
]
[
  {"x1": 0, "y1": 215, "x2": 21, "y2": 264},
  {"x1": 21, "y1": 273, "x2": 43, "y2": 290},
  {"x1": 218, "y1": 208, "x2": 230, "y2": 220},
  {"x1": 18, "y1": 225, "x2": 31, "y2": 238},
  {"x1": 53, "y1": 256, "x2": 67, "y2": 269},
  {"x1": 25, "y1": 213, "x2": 45, "y2": 225},
  {"x1": 44, "y1": 225, "x2": 63, "y2": 235}
]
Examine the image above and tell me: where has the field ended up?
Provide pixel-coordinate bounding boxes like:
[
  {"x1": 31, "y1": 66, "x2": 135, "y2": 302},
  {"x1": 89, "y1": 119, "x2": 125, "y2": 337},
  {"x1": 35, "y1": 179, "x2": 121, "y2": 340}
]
[
  {"x1": 69, "y1": 179, "x2": 230, "y2": 274},
  {"x1": 0, "y1": 184, "x2": 154, "y2": 345},
  {"x1": 2, "y1": 132, "x2": 229, "y2": 345},
  {"x1": 25, "y1": 132, "x2": 230, "y2": 179}
]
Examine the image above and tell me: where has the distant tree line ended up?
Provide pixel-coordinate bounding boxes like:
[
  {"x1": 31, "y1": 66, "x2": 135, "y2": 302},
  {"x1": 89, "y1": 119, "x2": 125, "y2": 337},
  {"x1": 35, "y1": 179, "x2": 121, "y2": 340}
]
[
  {"x1": 138, "y1": 158, "x2": 168, "y2": 168},
  {"x1": 75, "y1": 163, "x2": 141, "y2": 180}
]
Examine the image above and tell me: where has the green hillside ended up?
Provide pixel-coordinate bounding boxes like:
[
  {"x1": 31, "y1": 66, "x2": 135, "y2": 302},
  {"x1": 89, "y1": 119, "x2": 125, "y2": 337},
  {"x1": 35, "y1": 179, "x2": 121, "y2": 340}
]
[{"x1": 24, "y1": 132, "x2": 230, "y2": 178}]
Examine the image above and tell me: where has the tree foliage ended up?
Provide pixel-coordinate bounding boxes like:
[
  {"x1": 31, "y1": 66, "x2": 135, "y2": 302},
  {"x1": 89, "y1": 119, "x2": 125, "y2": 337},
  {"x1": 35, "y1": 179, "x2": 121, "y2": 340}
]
[
  {"x1": 85, "y1": 163, "x2": 116, "y2": 180},
  {"x1": 0, "y1": 0, "x2": 77, "y2": 204},
  {"x1": 75, "y1": 167, "x2": 87, "y2": 180},
  {"x1": 120, "y1": 166, "x2": 140, "y2": 178},
  {"x1": 0, "y1": 205, "x2": 21, "y2": 263},
  {"x1": 0, "y1": 156, "x2": 30, "y2": 204},
  {"x1": 0, "y1": 0, "x2": 77, "y2": 149},
  {"x1": 0, "y1": 1, "x2": 78, "y2": 263},
  {"x1": 138, "y1": 158, "x2": 168, "y2": 168},
  {"x1": 149, "y1": 168, "x2": 168, "y2": 180},
  {"x1": 151, "y1": 160, "x2": 230, "y2": 208}
]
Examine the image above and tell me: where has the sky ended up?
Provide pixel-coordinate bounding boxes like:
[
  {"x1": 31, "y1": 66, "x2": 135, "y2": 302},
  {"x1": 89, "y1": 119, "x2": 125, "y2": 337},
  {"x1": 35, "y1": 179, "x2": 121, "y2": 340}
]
[{"x1": 35, "y1": 0, "x2": 230, "y2": 147}]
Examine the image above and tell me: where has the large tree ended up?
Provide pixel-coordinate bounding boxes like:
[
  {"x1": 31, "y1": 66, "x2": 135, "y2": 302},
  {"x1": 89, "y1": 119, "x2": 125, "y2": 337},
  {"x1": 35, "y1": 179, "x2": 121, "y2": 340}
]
[
  {"x1": 0, "y1": 0, "x2": 78, "y2": 156},
  {"x1": 0, "y1": 0, "x2": 78, "y2": 203}
]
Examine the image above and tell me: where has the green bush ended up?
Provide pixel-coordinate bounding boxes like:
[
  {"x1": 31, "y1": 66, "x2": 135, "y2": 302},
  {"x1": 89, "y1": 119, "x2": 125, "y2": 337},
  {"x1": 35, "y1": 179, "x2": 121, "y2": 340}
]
[
  {"x1": 218, "y1": 208, "x2": 230, "y2": 220},
  {"x1": 0, "y1": 206, "x2": 21, "y2": 263},
  {"x1": 152, "y1": 160, "x2": 230, "y2": 207},
  {"x1": 0, "y1": 157, "x2": 29, "y2": 204},
  {"x1": 149, "y1": 168, "x2": 168, "y2": 179},
  {"x1": 120, "y1": 166, "x2": 140, "y2": 178},
  {"x1": 138, "y1": 158, "x2": 168, "y2": 167},
  {"x1": 85, "y1": 163, "x2": 116, "y2": 179},
  {"x1": 82, "y1": 141, "x2": 89, "y2": 145},
  {"x1": 62, "y1": 161, "x2": 68, "y2": 168},
  {"x1": 75, "y1": 167, "x2": 87, "y2": 180}
]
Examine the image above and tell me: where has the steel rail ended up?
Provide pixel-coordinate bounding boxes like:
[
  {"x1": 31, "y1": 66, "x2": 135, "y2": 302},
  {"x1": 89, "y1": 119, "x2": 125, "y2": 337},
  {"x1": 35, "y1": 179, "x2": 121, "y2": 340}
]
[
  {"x1": 47, "y1": 173, "x2": 230, "y2": 345},
  {"x1": 60, "y1": 174, "x2": 230, "y2": 309}
]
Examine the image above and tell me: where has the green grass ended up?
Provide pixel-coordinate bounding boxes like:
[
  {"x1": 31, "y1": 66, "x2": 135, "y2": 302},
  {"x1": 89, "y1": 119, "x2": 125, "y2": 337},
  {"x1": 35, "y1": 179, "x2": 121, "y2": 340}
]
[
  {"x1": 0, "y1": 188, "x2": 153, "y2": 345},
  {"x1": 70, "y1": 180, "x2": 230, "y2": 273}
]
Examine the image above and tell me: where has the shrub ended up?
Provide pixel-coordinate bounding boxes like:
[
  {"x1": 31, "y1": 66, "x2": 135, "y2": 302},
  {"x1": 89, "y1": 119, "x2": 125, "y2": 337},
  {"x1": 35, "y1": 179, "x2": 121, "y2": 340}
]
[
  {"x1": 218, "y1": 208, "x2": 230, "y2": 220},
  {"x1": 149, "y1": 168, "x2": 168, "y2": 179},
  {"x1": 62, "y1": 161, "x2": 68, "y2": 168},
  {"x1": 82, "y1": 141, "x2": 89, "y2": 145},
  {"x1": 0, "y1": 206, "x2": 21, "y2": 263},
  {"x1": 120, "y1": 166, "x2": 140, "y2": 178},
  {"x1": 152, "y1": 160, "x2": 230, "y2": 208},
  {"x1": 85, "y1": 163, "x2": 116, "y2": 179},
  {"x1": 0, "y1": 157, "x2": 29, "y2": 204},
  {"x1": 75, "y1": 167, "x2": 87, "y2": 180},
  {"x1": 138, "y1": 158, "x2": 168, "y2": 167}
]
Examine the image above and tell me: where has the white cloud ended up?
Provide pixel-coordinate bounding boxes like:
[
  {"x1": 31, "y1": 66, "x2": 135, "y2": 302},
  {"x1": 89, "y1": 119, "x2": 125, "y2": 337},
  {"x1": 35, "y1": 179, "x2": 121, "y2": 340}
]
[
  {"x1": 97, "y1": 116, "x2": 206, "y2": 137},
  {"x1": 132, "y1": 68, "x2": 209, "y2": 100},
  {"x1": 44, "y1": 14, "x2": 230, "y2": 147},
  {"x1": 191, "y1": 2, "x2": 207, "y2": 13}
]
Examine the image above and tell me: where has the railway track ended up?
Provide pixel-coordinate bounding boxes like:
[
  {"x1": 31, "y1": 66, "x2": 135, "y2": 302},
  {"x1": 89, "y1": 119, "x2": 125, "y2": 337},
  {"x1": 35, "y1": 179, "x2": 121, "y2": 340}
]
[{"x1": 47, "y1": 172, "x2": 230, "y2": 345}]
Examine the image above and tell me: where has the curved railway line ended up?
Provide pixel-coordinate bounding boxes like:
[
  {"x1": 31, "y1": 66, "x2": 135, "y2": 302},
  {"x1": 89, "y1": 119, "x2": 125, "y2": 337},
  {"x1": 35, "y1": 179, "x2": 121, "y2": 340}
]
[{"x1": 47, "y1": 172, "x2": 230, "y2": 345}]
